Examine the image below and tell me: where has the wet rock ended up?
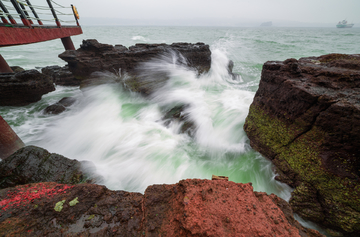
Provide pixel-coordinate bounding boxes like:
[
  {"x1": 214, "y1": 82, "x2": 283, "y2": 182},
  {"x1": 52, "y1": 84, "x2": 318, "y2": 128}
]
[
  {"x1": 162, "y1": 104, "x2": 196, "y2": 136},
  {"x1": 227, "y1": 60, "x2": 241, "y2": 80},
  {"x1": 59, "y1": 39, "x2": 211, "y2": 94},
  {"x1": 0, "y1": 179, "x2": 323, "y2": 236},
  {"x1": 0, "y1": 69, "x2": 55, "y2": 106},
  {"x1": 0, "y1": 146, "x2": 97, "y2": 189},
  {"x1": 0, "y1": 116, "x2": 24, "y2": 160},
  {"x1": 244, "y1": 53, "x2": 360, "y2": 236},
  {"x1": 41, "y1": 65, "x2": 80, "y2": 86},
  {"x1": 43, "y1": 97, "x2": 76, "y2": 115},
  {"x1": 10, "y1": 66, "x2": 25, "y2": 73},
  {"x1": 0, "y1": 182, "x2": 143, "y2": 236}
]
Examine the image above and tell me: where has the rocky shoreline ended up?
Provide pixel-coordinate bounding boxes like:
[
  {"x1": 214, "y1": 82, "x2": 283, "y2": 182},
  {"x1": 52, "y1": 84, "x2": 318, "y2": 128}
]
[
  {"x1": 1, "y1": 40, "x2": 358, "y2": 236},
  {"x1": 244, "y1": 54, "x2": 360, "y2": 236},
  {"x1": 0, "y1": 146, "x2": 323, "y2": 236}
]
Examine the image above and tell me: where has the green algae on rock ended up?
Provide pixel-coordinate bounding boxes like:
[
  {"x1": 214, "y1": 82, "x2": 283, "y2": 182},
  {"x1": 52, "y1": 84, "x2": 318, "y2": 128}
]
[
  {"x1": 244, "y1": 54, "x2": 360, "y2": 236},
  {"x1": 54, "y1": 200, "x2": 66, "y2": 212},
  {"x1": 69, "y1": 197, "x2": 79, "y2": 207}
]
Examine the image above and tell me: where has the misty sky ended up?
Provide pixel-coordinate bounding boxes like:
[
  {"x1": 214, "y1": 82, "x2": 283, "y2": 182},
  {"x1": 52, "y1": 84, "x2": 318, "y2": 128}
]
[
  {"x1": 30, "y1": 0, "x2": 360, "y2": 25},
  {"x1": 56, "y1": 0, "x2": 359, "y2": 22}
]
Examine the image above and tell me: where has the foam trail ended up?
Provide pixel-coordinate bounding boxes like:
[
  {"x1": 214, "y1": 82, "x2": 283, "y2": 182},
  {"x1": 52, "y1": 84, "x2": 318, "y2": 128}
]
[{"x1": 132, "y1": 36, "x2": 148, "y2": 42}]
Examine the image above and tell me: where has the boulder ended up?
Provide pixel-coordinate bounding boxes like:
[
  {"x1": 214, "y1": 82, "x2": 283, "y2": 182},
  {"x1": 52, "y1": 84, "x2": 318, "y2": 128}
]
[
  {"x1": 244, "y1": 54, "x2": 360, "y2": 236},
  {"x1": 227, "y1": 60, "x2": 241, "y2": 80},
  {"x1": 41, "y1": 65, "x2": 80, "y2": 86},
  {"x1": 0, "y1": 116, "x2": 24, "y2": 160},
  {"x1": 10, "y1": 66, "x2": 25, "y2": 73},
  {"x1": 43, "y1": 97, "x2": 76, "y2": 115},
  {"x1": 0, "y1": 178, "x2": 323, "y2": 236},
  {"x1": 0, "y1": 69, "x2": 55, "y2": 106},
  {"x1": 161, "y1": 104, "x2": 196, "y2": 136},
  {"x1": 59, "y1": 39, "x2": 212, "y2": 94},
  {"x1": 0, "y1": 146, "x2": 97, "y2": 189}
]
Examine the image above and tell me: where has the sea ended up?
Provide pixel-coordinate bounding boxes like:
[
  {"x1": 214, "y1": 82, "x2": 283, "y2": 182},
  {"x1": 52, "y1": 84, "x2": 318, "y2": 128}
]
[{"x1": 1, "y1": 25, "x2": 360, "y2": 232}]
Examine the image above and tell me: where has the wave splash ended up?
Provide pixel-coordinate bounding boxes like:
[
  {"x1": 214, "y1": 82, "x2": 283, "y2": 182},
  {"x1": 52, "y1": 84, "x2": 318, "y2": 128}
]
[{"x1": 14, "y1": 45, "x2": 291, "y2": 199}]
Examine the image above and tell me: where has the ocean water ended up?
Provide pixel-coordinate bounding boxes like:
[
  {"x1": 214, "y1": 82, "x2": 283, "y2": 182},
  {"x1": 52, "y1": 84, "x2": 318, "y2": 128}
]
[{"x1": 1, "y1": 26, "x2": 360, "y2": 201}]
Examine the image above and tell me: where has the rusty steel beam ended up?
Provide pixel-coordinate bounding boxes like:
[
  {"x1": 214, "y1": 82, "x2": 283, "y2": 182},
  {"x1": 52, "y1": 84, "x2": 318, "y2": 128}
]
[{"x1": 0, "y1": 25, "x2": 82, "y2": 47}]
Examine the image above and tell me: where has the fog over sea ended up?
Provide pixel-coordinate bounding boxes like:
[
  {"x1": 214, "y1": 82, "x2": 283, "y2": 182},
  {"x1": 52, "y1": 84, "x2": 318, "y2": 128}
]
[{"x1": 1, "y1": 26, "x2": 359, "y2": 231}]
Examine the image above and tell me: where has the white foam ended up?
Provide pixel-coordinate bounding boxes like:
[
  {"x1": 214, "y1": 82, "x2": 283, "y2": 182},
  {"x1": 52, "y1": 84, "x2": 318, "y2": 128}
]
[
  {"x1": 6, "y1": 46, "x2": 291, "y2": 199},
  {"x1": 132, "y1": 36, "x2": 148, "y2": 42}
]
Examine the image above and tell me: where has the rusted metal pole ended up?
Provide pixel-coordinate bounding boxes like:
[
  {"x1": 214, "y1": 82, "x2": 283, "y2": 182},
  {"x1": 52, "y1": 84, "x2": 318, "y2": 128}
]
[
  {"x1": 0, "y1": 115, "x2": 25, "y2": 160},
  {"x1": 0, "y1": 1, "x2": 17, "y2": 24},
  {"x1": 10, "y1": 0, "x2": 31, "y2": 27},
  {"x1": 0, "y1": 54, "x2": 13, "y2": 73},
  {"x1": 46, "y1": 0, "x2": 61, "y2": 27},
  {"x1": 61, "y1": 36, "x2": 75, "y2": 50},
  {"x1": 0, "y1": 10, "x2": 9, "y2": 24},
  {"x1": 25, "y1": 0, "x2": 43, "y2": 25},
  {"x1": 19, "y1": 1, "x2": 33, "y2": 24}
]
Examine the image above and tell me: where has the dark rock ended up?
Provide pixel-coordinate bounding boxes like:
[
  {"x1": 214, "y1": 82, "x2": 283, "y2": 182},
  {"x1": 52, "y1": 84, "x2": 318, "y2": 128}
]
[
  {"x1": 0, "y1": 182, "x2": 143, "y2": 236},
  {"x1": 244, "y1": 53, "x2": 360, "y2": 236},
  {"x1": 43, "y1": 104, "x2": 66, "y2": 115},
  {"x1": 10, "y1": 66, "x2": 25, "y2": 73},
  {"x1": 0, "y1": 179, "x2": 323, "y2": 236},
  {"x1": 0, "y1": 69, "x2": 55, "y2": 106},
  {"x1": 41, "y1": 65, "x2": 80, "y2": 86},
  {"x1": 162, "y1": 104, "x2": 196, "y2": 136},
  {"x1": 227, "y1": 60, "x2": 241, "y2": 80},
  {"x1": 43, "y1": 97, "x2": 76, "y2": 115},
  {"x1": 57, "y1": 97, "x2": 76, "y2": 107},
  {"x1": 0, "y1": 116, "x2": 24, "y2": 160},
  {"x1": 0, "y1": 146, "x2": 97, "y2": 189},
  {"x1": 59, "y1": 39, "x2": 211, "y2": 94}
]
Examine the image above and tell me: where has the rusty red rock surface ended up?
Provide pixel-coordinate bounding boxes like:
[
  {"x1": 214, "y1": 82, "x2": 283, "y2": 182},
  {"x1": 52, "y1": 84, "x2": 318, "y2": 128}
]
[{"x1": 0, "y1": 179, "x2": 323, "y2": 236}]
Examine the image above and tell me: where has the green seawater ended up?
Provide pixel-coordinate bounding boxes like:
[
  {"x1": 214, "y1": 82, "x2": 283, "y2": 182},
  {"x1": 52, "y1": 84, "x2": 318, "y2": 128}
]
[{"x1": 1, "y1": 28, "x2": 359, "y2": 231}]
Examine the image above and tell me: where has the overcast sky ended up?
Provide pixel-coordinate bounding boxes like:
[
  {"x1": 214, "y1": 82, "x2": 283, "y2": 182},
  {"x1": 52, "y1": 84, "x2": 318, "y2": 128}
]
[{"x1": 31, "y1": 0, "x2": 360, "y2": 26}]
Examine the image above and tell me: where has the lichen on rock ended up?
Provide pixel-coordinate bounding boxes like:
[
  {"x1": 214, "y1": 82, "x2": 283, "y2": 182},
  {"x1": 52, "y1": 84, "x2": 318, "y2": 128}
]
[
  {"x1": 54, "y1": 200, "x2": 66, "y2": 212},
  {"x1": 69, "y1": 197, "x2": 79, "y2": 207}
]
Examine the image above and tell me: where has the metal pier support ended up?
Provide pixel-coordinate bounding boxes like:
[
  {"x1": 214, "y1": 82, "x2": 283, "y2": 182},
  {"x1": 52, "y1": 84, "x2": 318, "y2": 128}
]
[
  {"x1": 0, "y1": 54, "x2": 13, "y2": 73},
  {"x1": 61, "y1": 36, "x2": 75, "y2": 50},
  {"x1": 0, "y1": 115, "x2": 25, "y2": 160}
]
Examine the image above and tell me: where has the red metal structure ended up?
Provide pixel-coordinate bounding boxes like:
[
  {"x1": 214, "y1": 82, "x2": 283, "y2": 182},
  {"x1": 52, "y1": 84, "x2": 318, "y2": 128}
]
[
  {"x1": 0, "y1": 26, "x2": 82, "y2": 47},
  {"x1": 0, "y1": 0, "x2": 82, "y2": 73}
]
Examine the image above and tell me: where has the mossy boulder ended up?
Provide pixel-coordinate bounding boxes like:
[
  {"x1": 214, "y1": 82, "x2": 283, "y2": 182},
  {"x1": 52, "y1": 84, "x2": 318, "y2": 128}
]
[{"x1": 244, "y1": 54, "x2": 360, "y2": 236}]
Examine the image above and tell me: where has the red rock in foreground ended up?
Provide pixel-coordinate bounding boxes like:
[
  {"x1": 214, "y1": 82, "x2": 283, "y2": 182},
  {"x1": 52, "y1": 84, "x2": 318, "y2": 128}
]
[{"x1": 0, "y1": 179, "x2": 323, "y2": 236}]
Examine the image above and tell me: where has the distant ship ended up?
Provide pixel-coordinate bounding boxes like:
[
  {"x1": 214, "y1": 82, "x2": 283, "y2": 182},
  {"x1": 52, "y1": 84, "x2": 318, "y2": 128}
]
[
  {"x1": 260, "y1": 21, "x2": 272, "y2": 27},
  {"x1": 336, "y1": 20, "x2": 354, "y2": 28}
]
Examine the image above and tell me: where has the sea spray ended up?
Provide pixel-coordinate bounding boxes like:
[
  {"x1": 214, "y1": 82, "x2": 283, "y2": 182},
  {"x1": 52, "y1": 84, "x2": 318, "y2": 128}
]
[{"x1": 1, "y1": 44, "x2": 292, "y2": 200}]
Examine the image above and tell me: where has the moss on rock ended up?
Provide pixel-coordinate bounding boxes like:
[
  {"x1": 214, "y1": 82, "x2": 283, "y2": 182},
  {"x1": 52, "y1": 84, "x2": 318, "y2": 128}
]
[{"x1": 244, "y1": 103, "x2": 360, "y2": 235}]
